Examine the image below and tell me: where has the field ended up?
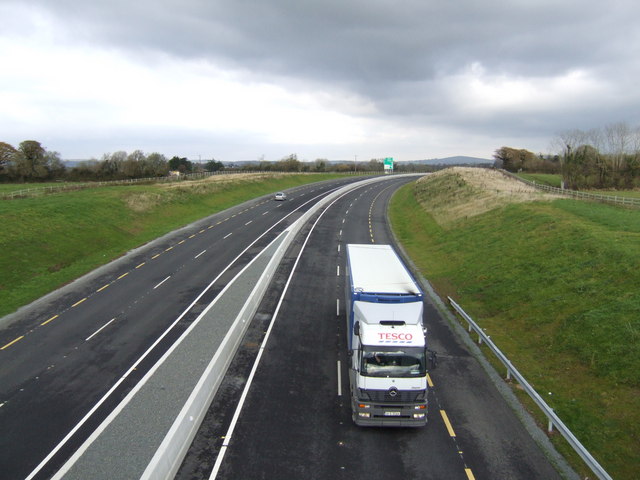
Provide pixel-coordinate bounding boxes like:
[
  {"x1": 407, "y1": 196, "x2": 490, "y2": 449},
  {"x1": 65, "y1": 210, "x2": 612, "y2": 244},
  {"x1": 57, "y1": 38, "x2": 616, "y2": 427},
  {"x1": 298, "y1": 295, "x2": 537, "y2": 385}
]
[
  {"x1": 389, "y1": 167, "x2": 640, "y2": 479},
  {"x1": 517, "y1": 172, "x2": 563, "y2": 188},
  {"x1": 518, "y1": 172, "x2": 640, "y2": 198},
  {"x1": 0, "y1": 173, "x2": 346, "y2": 318}
]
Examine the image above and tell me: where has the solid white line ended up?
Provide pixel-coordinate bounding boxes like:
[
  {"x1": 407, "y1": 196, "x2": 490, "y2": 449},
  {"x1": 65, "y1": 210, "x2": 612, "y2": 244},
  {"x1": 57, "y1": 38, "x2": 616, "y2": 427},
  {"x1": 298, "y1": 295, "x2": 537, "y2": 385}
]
[
  {"x1": 30, "y1": 183, "x2": 352, "y2": 480},
  {"x1": 337, "y1": 360, "x2": 342, "y2": 396},
  {"x1": 85, "y1": 318, "x2": 116, "y2": 342},
  {"x1": 141, "y1": 230, "x2": 290, "y2": 480},
  {"x1": 153, "y1": 276, "x2": 171, "y2": 289},
  {"x1": 210, "y1": 184, "x2": 356, "y2": 479},
  {"x1": 195, "y1": 250, "x2": 207, "y2": 259},
  {"x1": 49, "y1": 234, "x2": 289, "y2": 480}
]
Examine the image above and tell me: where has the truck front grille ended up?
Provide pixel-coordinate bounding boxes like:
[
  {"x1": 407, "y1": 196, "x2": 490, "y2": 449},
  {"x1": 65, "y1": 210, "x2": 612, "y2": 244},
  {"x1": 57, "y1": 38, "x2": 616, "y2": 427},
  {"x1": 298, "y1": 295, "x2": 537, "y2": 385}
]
[{"x1": 362, "y1": 389, "x2": 423, "y2": 403}]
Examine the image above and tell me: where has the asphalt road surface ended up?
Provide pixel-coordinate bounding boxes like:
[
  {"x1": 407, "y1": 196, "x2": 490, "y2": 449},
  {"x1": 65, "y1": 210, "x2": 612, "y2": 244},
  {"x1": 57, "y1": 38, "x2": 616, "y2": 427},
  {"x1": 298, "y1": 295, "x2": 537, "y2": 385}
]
[
  {"x1": 0, "y1": 176, "x2": 362, "y2": 480},
  {"x1": 176, "y1": 176, "x2": 567, "y2": 480}
]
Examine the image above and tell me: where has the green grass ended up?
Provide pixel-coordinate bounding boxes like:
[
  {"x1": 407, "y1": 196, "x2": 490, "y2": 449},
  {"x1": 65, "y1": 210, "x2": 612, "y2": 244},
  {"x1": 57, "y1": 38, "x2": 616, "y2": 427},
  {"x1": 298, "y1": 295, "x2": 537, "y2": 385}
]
[
  {"x1": 389, "y1": 178, "x2": 640, "y2": 480},
  {"x1": 0, "y1": 173, "x2": 347, "y2": 317},
  {"x1": 515, "y1": 173, "x2": 640, "y2": 198},
  {"x1": 0, "y1": 182, "x2": 84, "y2": 193},
  {"x1": 517, "y1": 173, "x2": 562, "y2": 187},
  {"x1": 586, "y1": 189, "x2": 640, "y2": 198}
]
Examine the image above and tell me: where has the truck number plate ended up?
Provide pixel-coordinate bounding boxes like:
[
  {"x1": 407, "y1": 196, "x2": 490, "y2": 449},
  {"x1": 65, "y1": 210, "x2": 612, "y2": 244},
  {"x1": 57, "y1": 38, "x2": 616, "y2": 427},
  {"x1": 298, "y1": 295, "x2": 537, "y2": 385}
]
[{"x1": 384, "y1": 411, "x2": 401, "y2": 416}]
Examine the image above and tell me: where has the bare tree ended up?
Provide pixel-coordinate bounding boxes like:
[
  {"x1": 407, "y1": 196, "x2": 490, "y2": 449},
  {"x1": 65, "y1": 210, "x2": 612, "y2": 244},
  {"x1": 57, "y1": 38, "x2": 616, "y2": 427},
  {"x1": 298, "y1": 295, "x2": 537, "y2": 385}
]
[
  {"x1": 0, "y1": 141, "x2": 18, "y2": 176},
  {"x1": 603, "y1": 122, "x2": 631, "y2": 174}
]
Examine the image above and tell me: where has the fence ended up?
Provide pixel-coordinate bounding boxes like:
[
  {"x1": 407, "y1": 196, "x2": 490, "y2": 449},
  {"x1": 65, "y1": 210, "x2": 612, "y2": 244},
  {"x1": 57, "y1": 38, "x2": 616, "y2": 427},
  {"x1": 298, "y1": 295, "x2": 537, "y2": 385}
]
[
  {"x1": 0, "y1": 170, "x2": 227, "y2": 200},
  {"x1": 501, "y1": 170, "x2": 640, "y2": 208},
  {"x1": 447, "y1": 297, "x2": 611, "y2": 480},
  {"x1": 0, "y1": 170, "x2": 384, "y2": 200}
]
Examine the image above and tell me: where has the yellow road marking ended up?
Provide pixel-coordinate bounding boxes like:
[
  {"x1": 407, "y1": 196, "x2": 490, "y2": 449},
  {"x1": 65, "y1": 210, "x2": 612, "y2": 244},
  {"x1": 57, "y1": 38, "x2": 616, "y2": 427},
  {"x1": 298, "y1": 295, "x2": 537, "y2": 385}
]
[
  {"x1": 117, "y1": 272, "x2": 129, "y2": 280},
  {"x1": 97, "y1": 284, "x2": 110, "y2": 292},
  {"x1": 427, "y1": 373, "x2": 434, "y2": 387},
  {"x1": 199, "y1": 229, "x2": 206, "y2": 233},
  {"x1": 165, "y1": 246, "x2": 173, "y2": 252},
  {"x1": 72, "y1": 298, "x2": 87, "y2": 308},
  {"x1": 440, "y1": 410, "x2": 456, "y2": 437},
  {"x1": 152, "y1": 254, "x2": 161, "y2": 259},
  {"x1": 189, "y1": 234, "x2": 196, "y2": 238},
  {"x1": 465, "y1": 468, "x2": 476, "y2": 480},
  {"x1": 41, "y1": 314, "x2": 59, "y2": 326},
  {"x1": 135, "y1": 262, "x2": 145, "y2": 269},
  {"x1": 1, "y1": 336, "x2": 24, "y2": 350},
  {"x1": 178, "y1": 240, "x2": 185, "y2": 245}
]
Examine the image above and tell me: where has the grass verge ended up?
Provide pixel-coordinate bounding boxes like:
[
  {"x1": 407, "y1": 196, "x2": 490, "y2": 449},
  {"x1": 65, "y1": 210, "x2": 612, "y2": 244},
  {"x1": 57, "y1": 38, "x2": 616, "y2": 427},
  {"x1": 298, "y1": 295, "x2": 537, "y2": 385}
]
[
  {"x1": 0, "y1": 173, "x2": 346, "y2": 317},
  {"x1": 389, "y1": 169, "x2": 639, "y2": 480}
]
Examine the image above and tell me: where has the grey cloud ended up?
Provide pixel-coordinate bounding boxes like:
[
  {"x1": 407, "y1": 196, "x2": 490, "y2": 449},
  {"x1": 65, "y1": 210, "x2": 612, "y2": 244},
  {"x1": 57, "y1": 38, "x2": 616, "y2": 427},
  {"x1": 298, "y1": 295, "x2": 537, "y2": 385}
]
[
  {"x1": 18, "y1": 0, "x2": 640, "y2": 155},
  {"x1": 39, "y1": 0, "x2": 620, "y2": 80}
]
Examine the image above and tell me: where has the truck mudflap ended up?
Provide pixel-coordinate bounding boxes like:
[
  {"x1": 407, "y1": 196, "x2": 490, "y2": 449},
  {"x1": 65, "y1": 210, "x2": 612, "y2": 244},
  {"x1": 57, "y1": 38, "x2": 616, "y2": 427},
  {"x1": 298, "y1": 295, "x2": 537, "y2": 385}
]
[{"x1": 352, "y1": 400, "x2": 428, "y2": 427}]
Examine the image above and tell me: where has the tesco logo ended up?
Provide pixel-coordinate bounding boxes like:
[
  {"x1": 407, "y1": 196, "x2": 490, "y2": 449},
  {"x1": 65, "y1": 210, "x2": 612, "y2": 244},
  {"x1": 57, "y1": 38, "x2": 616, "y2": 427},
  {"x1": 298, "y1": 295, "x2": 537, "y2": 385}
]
[{"x1": 378, "y1": 332, "x2": 413, "y2": 341}]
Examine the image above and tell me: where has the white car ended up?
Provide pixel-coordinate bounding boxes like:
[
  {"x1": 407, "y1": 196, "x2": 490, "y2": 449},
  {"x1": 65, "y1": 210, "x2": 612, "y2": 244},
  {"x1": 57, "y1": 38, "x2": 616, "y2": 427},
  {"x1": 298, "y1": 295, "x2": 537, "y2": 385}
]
[{"x1": 274, "y1": 192, "x2": 287, "y2": 201}]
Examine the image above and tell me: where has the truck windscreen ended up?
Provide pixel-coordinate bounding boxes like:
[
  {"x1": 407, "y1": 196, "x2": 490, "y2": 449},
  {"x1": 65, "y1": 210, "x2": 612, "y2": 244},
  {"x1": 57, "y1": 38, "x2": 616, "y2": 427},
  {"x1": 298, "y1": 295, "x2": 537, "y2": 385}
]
[{"x1": 360, "y1": 346, "x2": 426, "y2": 377}]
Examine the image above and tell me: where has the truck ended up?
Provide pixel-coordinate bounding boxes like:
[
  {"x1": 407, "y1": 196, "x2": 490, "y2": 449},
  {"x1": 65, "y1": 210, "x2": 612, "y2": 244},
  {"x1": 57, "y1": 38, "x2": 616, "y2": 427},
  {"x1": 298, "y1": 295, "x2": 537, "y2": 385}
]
[{"x1": 345, "y1": 244, "x2": 436, "y2": 427}]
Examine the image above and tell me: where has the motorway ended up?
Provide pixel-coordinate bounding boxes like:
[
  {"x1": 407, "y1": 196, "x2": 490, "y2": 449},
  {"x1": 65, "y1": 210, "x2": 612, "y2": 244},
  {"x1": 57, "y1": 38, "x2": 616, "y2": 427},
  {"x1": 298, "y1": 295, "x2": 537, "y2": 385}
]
[
  {"x1": 0, "y1": 176, "x2": 360, "y2": 479},
  {"x1": 175, "y1": 176, "x2": 567, "y2": 479},
  {"x1": 0, "y1": 174, "x2": 569, "y2": 479}
]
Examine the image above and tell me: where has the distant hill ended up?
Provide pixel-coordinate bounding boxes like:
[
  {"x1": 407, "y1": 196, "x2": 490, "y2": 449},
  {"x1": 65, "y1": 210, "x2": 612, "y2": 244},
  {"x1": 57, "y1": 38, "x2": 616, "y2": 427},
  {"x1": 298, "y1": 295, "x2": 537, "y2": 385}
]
[{"x1": 399, "y1": 156, "x2": 492, "y2": 166}]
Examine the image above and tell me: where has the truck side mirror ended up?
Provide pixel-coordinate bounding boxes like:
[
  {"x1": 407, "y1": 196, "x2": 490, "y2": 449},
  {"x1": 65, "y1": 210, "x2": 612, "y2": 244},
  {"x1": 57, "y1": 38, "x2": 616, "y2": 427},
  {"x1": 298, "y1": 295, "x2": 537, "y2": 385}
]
[{"x1": 354, "y1": 321, "x2": 360, "y2": 336}]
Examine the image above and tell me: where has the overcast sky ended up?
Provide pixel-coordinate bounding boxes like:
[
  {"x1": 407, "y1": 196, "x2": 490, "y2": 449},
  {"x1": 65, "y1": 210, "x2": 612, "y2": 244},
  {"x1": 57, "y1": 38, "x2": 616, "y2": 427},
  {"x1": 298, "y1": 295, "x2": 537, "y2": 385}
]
[{"x1": 2, "y1": 0, "x2": 639, "y2": 162}]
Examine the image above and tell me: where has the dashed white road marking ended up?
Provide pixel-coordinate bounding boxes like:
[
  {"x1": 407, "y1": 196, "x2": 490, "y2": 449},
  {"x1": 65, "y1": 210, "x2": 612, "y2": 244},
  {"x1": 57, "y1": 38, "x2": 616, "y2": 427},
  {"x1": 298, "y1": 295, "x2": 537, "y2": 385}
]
[{"x1": 86, "y1": 318, "x2": 116, "y2": 341}]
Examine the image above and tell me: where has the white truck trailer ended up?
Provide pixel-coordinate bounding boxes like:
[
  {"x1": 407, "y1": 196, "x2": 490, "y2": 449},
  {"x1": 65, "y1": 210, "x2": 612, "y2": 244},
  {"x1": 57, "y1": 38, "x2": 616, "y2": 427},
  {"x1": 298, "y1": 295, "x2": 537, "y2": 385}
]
[{"x1": 345, "y1": 244, "x2": 436, "y2": 426}]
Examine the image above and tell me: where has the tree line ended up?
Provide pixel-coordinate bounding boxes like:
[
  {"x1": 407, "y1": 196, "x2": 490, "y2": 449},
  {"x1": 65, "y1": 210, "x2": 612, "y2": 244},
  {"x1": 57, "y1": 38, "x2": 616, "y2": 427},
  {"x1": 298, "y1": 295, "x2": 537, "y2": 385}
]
[
  {"x1": 0, "y1": 142, "x2": 433, "y2": 183},
  {"x1": 0, "y1": 140, "x2": 219, "y2": 183},
  {"x1": 494, "y1": 121, "x2": 640, "y2": 189}
]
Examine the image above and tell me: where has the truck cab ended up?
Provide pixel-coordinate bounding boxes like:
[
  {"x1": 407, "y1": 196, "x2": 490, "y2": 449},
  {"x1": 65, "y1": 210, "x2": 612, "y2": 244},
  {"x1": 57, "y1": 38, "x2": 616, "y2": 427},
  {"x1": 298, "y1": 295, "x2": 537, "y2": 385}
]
[{"x1": 349, "y1": 303, "x2": 429, "y2": 426}]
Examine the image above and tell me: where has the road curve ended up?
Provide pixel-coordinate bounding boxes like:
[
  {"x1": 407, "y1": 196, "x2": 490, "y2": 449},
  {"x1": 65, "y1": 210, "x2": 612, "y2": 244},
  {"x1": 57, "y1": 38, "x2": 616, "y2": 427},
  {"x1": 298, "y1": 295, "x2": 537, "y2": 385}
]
[
  {"x1": 177, "y1": 175, "x2": 568, "y2": 480},
  {"x1": 0, "y1": 176, "x2": 361, "y2": 480}
]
